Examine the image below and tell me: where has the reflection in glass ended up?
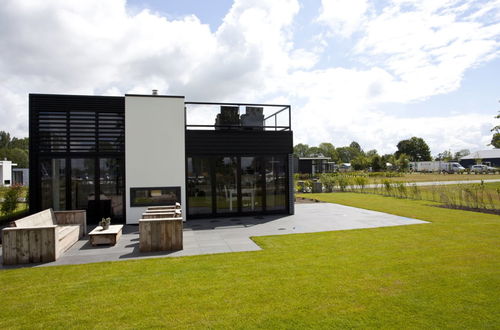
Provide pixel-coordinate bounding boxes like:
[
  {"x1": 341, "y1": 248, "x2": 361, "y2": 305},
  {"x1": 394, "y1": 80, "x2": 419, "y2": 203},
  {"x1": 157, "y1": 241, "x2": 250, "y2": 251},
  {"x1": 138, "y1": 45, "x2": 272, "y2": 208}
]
[
  {"x1": 215, "y1": 157, "x2": 238, "y2": 213},
  {"x1": 71, "y1": 159, "x2": 95, "y2": 210},
  {"x1": 241, "y1": 157, "x2": 263, "y2": 212},
  {"x1": 265, "y1": 156, "x2": 287, "y2": 211},
  {"x1": 40, "y1": 159, "x2": 66, "y2": 210},
  {"x1": 187, "y1": 157, "x2": 212, "y2": 215},
  {"x1": 99, "y1": 158, "x2": 124, "y2": 219}
]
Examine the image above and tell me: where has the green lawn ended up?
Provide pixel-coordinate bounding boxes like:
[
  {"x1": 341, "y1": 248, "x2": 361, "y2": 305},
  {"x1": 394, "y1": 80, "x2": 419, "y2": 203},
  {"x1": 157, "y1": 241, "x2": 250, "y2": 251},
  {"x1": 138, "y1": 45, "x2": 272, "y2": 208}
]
[
  {"x1": 375, "y1": 172, "x2": 500, "y2": 183},
  {"x1": 1, "y1": 194, "x2": 499, "y2": 328},
  {"x1": 358, "y1": 181, "x2": 500, "y2": 210}
]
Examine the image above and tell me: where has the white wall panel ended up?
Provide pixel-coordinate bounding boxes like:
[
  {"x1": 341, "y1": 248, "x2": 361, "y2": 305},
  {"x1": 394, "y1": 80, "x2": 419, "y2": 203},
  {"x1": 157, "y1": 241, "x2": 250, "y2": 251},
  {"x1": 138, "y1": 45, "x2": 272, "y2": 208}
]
[{"x1": 125, "y1": 95, "x2": 186, "y2": 224}]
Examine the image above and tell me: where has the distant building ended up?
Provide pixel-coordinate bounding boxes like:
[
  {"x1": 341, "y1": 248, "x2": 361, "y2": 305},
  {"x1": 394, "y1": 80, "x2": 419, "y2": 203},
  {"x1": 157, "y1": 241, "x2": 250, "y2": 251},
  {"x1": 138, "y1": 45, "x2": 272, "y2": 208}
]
[
  {"x1": 12, "y1": 168, "x2": 29, "y2": 186},
  {"x1": 0, "y1": 160, "x2": 17, "y2": 187},
  {"x1": 294, "y1": 157, "x2": 334, "y2": 175},
  {"x1": 459, "y1": 149, "x2": 500, "y2": 168}
]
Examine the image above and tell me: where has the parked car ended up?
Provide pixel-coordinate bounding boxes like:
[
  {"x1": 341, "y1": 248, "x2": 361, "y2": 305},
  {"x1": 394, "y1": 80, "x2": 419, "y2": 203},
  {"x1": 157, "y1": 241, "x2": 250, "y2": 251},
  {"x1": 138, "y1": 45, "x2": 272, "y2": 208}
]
[{"x1": 470, "y1": 164, "x2": 496, "y2": 173}]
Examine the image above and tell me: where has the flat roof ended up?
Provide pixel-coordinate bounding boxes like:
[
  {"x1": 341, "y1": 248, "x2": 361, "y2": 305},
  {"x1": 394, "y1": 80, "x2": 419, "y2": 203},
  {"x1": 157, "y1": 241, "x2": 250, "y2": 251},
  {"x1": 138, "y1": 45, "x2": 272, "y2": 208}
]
[
  {"x1": 460, "y1": 149, "x2": 500, "y2": 160},
  {"x1": 298, "y1": 157, "x2": 331, "y2": 160}
]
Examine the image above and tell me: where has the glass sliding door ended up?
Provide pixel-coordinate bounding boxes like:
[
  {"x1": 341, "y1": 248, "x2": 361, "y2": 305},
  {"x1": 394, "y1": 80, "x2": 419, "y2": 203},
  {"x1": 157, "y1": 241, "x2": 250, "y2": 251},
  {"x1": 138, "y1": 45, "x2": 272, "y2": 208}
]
[
  {"x1": 265, "y1": 156, "x2": 287, "y2": 211},
  {"x1": 99, "y1": 158, "x2": 124, "y2": 221},
  {"x1": 71, "y1": 159, "x2": 96, "y2": 215},
  {"x1": 215, "y1": 157, "x2": 238, "y2": 214},
  {"x1": 187, "y1": 157, "x2": 213, "y2": 215},
  {"x1": 40, "y1": 159, "x2": 66, "y2": 211},
  {"x1": 241, "y1": 156, "x2": 263, "y2": 212}
]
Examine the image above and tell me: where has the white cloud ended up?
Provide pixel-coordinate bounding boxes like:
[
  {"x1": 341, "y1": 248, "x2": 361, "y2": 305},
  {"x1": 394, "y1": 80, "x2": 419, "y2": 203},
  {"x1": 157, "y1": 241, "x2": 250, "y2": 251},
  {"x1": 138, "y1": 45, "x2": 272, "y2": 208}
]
[
  {"x1": 0, "y1": 0, "x2": 498, "y2": 156},
  {"x1": 288, "y1": 0, "x2": 499, "y2": 153},
  {"x1": 317, "y1": 0, "x2": 370, "y2": 37},
  {"x1": 353, "y1": 0, "x2": 500, "y2": 102},
  {"x1": 0, "y1": 0, "x2": 303, "y2": 136}
]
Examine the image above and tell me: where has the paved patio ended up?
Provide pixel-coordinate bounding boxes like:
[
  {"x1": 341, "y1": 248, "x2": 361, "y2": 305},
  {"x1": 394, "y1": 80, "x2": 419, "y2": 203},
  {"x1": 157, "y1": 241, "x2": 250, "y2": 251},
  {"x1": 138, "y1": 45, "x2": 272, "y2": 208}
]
[{"x1": 0, "y1": 203, "x2": 427, "y2": 269}]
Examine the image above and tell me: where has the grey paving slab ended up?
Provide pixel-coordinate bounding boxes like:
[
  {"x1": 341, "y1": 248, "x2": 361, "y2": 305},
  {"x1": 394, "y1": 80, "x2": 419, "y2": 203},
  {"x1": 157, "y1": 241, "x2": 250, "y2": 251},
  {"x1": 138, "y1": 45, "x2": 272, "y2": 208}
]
[{"x1": 0, "y1": 203, "x2": 427, "y2": 269}]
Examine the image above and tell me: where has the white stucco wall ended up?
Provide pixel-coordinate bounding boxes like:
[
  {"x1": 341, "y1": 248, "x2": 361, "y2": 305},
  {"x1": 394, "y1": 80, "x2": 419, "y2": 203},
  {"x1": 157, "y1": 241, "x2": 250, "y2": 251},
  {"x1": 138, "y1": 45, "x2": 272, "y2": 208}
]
[
  {"x1": 0, "y1": 160, "x2": 15, "y2": 187},
  {"x1": 125, "y1": 95, "x2": 186, "y2": 224}
]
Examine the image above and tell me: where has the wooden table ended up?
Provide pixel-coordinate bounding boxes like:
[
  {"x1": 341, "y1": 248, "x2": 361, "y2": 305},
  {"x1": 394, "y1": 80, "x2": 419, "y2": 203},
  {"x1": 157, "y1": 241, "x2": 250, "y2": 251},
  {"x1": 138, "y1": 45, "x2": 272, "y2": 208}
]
[{"x1": 89, "y1": 225, "x2": 123, "y2": 246}]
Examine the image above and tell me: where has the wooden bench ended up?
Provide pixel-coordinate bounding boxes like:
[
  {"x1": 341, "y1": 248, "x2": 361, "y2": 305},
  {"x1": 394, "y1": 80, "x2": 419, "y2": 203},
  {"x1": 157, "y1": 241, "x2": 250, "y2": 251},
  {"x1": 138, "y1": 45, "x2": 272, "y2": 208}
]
[
  {"x1": 139, "y1": 217, "x2": 183, "y2": 252},
  {"x1": 146, "y1": 203, "x2": 181, "y2": 211},
  {"x1": 142, "y1": 209, "x2": 182, "y2": 219},
  {"x1": 2, "y1": 209, "x2": 86, "y2": 265}
]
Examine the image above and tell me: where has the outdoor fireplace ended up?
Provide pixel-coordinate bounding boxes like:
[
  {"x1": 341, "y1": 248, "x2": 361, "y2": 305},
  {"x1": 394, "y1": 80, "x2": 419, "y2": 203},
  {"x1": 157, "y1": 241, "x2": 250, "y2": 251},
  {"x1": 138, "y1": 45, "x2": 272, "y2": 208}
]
[{"x1": 130, "y1": 186, "x2": 181, "y2": 207}]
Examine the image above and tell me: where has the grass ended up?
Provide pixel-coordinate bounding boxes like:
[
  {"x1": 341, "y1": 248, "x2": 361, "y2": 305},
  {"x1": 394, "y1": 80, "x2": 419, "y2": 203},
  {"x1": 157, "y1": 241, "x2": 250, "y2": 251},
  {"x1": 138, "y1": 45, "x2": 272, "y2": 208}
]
[
  {"x1": 376, "y1": 172, "x2": 500, "y2": 183},
  {"x1": 1, "y1": 194, "x2": 499, "y2": 328},
  {"x1": 355, "y1": 181, "x2": 500, "y2": 210},
  {"x1": 343, "y1": 172, "x2": 500, "y2": 184}
]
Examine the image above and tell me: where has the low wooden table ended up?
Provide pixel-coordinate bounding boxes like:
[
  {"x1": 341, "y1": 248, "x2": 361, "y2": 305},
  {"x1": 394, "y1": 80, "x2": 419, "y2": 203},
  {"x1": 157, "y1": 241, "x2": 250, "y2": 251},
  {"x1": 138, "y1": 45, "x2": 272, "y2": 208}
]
[{"x1": 89, "y1": 225, "x2": 123, "y2": 246}]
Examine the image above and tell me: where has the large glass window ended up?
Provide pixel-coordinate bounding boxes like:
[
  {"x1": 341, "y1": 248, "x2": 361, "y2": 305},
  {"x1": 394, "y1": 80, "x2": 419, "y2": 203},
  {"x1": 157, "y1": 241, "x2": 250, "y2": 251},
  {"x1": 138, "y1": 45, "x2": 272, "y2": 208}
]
[
  {"x1": 187, "y1": 155, "x2": 289, "y2": 217},
  {"x1": 265, "y1": 156, "x2": 287, "y2": 211},
  {"x1": 187, "y1": 157, "x2": 212, "y2": 215},
  {"x1": 215, "y1": 157, "x2": 238, "y2": 214},
  {"x1": 40, "y1": 159, "x2": 66, "y2": 211},
  {"x1": 241, "y1": 157, "x2": 263, "y2": 212},
  {"x1": 71, "y1": 159, "x2": 95, "y2": 211},
  {"x1": 99, "y1": 158, "x2": 124, "y2": 219}
]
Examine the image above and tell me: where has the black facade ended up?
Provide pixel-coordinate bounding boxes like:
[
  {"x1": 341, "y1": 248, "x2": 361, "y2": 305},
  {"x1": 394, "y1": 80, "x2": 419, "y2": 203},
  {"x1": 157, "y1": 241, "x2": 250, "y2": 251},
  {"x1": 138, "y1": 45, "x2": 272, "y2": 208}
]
[
  {"x1": 294, "y1": 157, "x2": 332, "y2": 176},
  {"x1": 460, "y1": 158, "x2": 500, "y2": 168},
  {"x1": 29, "y1": 94, "x2": 294, "y2": 222},
  {"x1": 29, "y1": 94, "x2": 126, "y2": 224}
]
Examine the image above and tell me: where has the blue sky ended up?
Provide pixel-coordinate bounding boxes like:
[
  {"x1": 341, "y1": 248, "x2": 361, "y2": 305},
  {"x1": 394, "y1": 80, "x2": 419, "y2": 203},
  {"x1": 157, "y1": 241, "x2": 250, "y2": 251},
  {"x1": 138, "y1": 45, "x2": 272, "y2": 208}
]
[{"x1": 0, "y1": 0, "x2": 498, "y2": 155}]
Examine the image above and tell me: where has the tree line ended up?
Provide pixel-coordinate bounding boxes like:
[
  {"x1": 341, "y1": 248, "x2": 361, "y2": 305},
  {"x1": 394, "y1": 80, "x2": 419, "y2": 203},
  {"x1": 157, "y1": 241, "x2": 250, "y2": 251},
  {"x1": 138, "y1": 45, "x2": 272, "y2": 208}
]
[
  {"x1": 294, "y1": 136, "x2": 472, "y2": 171},
  {"x1": 0, "y1": 131, "x2": 29, "y2": 168}
]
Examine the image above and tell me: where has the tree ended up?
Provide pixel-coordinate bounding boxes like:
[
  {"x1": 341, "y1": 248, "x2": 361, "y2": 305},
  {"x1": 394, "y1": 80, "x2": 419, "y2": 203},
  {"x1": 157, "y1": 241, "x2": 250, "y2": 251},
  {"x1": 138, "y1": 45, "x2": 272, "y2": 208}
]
[
  {"x1": 308, "y1": 147, "x2": 324, "y2": 157},
  {"x1": 396, "y1": 153, "x2": 410, "y2": 171},
  {"x1": 0, "y1": 148, "x2": 28, "y2": 168},
  {"x1": 293, "y1": 143, "x2": 310, "y2": 157},
  {"x1": 491, "y1": 133, "x2": 500, "y2": 148},
  {"x1": 370, "y1": 154, "x2": 383, "y2": 172},
  {"x1": 336, "y1": 147, "x2": 352, "y2": 163},
  {"x1": 318, "y1": 142, "x2": 339, "y2": 163},
  {"x1": 395, "y1": 137, "x2": 431, "y2": 161},
  {"x1": 10, "y1": 137, "x2": 29, "y2": 151},
  {"x1": 351, "y1": 155, "x2": 370, "y2": 170},
  {"x1": 435, "y1": 150, "x2": 452, "y2": 161},
  {"x1": 490, "y1": 110, "x2": 500, "y2": 148},
  {"x1": 0, "y1": 131, "x2": 11, "y2": 149},
  {"x1": 349, "y1": 141, "x2": 362, "y2": 152},
  {"x1": 454, "y1": 149, "x2": 470, "y2": 161}
]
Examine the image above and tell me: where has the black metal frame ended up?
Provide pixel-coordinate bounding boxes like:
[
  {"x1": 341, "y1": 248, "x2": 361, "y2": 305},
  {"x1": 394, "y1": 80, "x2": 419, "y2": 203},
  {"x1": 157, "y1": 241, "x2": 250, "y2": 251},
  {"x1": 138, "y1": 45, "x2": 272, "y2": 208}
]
[
  {"x1": 185, "y1": 101, "x2": 292, "y2": 131},
  {"x1": 186, "y1": 154, "x2": 290, "y2": 219}
]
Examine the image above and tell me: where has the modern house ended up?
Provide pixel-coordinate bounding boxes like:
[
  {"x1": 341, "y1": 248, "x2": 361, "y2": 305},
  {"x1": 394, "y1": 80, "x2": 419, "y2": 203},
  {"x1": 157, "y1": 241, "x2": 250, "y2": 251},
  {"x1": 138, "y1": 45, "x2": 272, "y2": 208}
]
[
  {"x1": 28, "y1": 93, "x2": 294, "y2": 224},
  {"x1": 459, "y1": 149, "x2": 500, "y2": 168},
  {"x1": 12, "y1": 168, "x2": 29, "y2": 186},
  {"x1": 294, "y1": 157, "x2": 334, "y2": 176},
  {"x1": 0, "y1": 160, "x2": 16, "y2": 187}
]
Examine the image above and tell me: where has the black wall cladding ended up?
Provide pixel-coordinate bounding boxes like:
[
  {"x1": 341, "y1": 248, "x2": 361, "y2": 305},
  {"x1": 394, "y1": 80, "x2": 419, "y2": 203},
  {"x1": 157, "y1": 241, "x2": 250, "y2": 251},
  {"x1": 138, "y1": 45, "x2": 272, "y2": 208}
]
[
  {"x1": 186, "y1": 130, "x2": 293, "y2": 155},
  {"x1": 30, "y1": 94, "x2": 125, "y2": 154}
]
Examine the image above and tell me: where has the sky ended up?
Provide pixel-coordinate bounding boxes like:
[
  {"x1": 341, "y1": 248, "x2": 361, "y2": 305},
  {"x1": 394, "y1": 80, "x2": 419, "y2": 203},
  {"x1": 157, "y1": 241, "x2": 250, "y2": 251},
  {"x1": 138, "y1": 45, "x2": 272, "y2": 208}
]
[{"x1": 0, "y1": 0, "x2": 499, "y2": 156}]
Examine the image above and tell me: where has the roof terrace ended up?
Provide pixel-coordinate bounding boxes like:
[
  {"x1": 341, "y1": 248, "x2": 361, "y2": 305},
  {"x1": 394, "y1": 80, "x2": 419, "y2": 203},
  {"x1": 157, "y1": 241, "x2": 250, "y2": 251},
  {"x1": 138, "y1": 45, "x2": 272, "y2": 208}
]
[{"x1": 185, "y1": 101, "x2": 291, "y2": 131}]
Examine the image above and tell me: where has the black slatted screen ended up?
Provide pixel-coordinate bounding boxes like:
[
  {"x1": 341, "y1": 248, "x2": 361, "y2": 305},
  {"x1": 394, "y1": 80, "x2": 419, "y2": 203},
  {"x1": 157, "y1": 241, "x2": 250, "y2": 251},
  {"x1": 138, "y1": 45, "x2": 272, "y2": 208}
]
[{"x1": 32, "y1": 95, "x2": 124, "y2": 154}]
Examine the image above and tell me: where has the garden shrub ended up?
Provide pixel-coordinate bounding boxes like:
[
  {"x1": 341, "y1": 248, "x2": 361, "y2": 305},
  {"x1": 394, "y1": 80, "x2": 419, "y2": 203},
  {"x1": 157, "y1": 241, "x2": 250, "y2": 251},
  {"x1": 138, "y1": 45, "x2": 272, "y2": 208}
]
[{"x1": 1, "y1": 185, "x2": 23, "y2": 215}]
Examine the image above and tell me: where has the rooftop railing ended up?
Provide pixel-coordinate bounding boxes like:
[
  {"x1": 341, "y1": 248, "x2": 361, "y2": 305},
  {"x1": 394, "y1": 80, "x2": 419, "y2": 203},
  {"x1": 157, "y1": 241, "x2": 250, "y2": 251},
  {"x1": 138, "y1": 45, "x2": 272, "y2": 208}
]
[{"x1": 185, "y1": 102, "x2": 291, "y2": 131}]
